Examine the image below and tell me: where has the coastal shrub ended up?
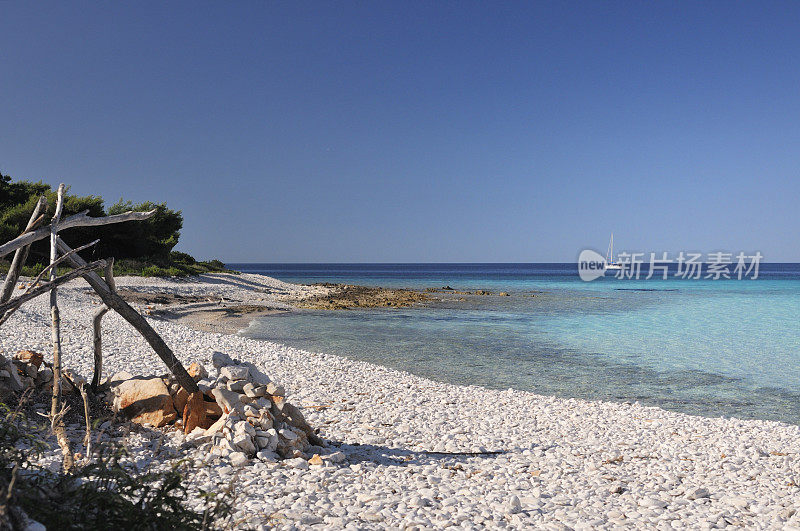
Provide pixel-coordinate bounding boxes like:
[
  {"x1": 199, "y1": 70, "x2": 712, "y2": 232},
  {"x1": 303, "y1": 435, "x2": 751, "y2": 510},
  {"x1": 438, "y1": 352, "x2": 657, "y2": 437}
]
[
  {"x1": 171, "y1": 251, "x2": 197, "y2": 265},
  {"x1": 204, "y1": 259, "x2": 226, "y2": 271},
  {"x1": 0, "y1": 401, "x2": 233, "y2": 529},
  {"x1": 111, "y1": 258, "x2": 230, "y2": 278}
]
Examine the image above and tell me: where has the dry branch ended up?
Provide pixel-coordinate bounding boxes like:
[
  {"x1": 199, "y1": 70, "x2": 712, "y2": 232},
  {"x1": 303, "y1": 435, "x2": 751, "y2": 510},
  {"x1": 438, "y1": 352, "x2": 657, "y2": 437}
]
[
  {"x1": 79, "y1": 383, "x2": 92, "y2": 459},
  {"x1": 0, "y1": 260, "x2": 106, "y2": 325},
  {"x1": 56, "y1": 238, "x2": 200, "y2": 394},
  {"x1": 91, "y1": 306, "x2": 108, "y2": 390},
  {"x1": 50, "y1": 184, "x2": 66, "y2": 419},
  {"x1": 50, "y1": 404, "x2": 75, "y2": 473},
  {"x1": 49, "y1": 184, "x2": 74, "y2": 473},
  {"x1": 28, "y1": 238, "x2": 100, "y2": 289},
  {"x1": 0, "y1": 208, "x2": 156, "y2": 259},
  {"x1": 0, "y1": 195, "x2": 47, "y2": 303},
  {"x1": 91, "y1": 258, "x2": 114, "y2": 390},
  {"x1": 103, "y1": 256, "x2": 117, "y2": 292}
]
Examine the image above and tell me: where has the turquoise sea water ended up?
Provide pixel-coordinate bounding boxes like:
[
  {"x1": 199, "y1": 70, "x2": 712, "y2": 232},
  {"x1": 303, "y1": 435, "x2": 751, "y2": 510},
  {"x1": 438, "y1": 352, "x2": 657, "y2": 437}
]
[{"x1": 229, "y1": 263, "x2": 800, "y2": 425}]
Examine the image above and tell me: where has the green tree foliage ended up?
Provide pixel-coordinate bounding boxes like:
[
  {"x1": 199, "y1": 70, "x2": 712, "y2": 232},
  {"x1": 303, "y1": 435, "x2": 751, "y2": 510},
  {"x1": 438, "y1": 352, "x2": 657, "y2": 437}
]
[
  {"x1": 0, "y1": 171, "x2": 229, "y2": 276},
  {"x1": 100, "y1": 199, "x2": 183, "y2": 261},
  {"x1": 0, "y1": 174, "x2": 49, "y2": 245}
]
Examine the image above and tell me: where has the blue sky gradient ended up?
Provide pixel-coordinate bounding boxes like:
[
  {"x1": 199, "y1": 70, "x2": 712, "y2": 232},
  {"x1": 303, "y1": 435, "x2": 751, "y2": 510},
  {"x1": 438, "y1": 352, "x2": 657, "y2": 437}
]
[{"x1": 1, "y1": 2, "x2": 798, "y2": 261}]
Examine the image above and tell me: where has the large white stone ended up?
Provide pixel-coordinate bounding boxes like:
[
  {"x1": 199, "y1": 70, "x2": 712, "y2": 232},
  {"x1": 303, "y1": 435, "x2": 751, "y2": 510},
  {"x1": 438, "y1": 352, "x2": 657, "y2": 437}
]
[
  {"x1": 233, "y1": 434, "x2": 256, "y2": 455},
  {"x1": 257, "y1": 449, "x2": 280, "y2": 463},
  {"x1": 212, "y1": 351, "x2": 234, "y2": 369},
  {"x1": 211, "y1": 387, "x2": 243, "y2": 414},
  {"x1": 230, "y1": 451, "x2": 249, "y2": 467},
  {"x1": 220, "y1": 365, "x2": 249, "y2": 381}
]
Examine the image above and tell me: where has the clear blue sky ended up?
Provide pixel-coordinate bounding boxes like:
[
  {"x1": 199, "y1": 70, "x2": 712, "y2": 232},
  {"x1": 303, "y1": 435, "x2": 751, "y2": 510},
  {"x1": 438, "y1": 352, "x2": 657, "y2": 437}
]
[{"x1": 1, "y1": 2, "x2": 798, "y2": 262}]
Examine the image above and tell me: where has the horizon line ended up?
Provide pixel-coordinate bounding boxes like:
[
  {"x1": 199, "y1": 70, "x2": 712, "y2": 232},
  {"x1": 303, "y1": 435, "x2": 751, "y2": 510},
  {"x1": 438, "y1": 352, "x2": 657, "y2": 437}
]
[{"x1": 222, "y1": 261, "x2": 799, "y2": 265}]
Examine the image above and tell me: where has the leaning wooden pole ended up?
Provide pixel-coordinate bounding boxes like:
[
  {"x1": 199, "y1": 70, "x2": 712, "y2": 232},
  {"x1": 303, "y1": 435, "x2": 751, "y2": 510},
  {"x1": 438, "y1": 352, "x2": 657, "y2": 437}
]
[
  {"x1": 91, "y1": 258, "x2": 114, "y2": 390},
  {"x1": 56, "y1": 238, "x2": 199, "y2": 394},
  {"x1": 91, "y1": 307, "x2": 108, "y2": 390},
  {"x1": 0, "y1": 195, "x2": 47, "y2": 303}
]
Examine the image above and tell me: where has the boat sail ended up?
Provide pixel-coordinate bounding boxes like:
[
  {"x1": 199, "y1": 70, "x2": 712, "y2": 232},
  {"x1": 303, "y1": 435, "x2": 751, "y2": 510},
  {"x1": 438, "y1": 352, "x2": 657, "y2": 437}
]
[{"x1": 606, "y1": 233, "x2": 621, "y2": 270}]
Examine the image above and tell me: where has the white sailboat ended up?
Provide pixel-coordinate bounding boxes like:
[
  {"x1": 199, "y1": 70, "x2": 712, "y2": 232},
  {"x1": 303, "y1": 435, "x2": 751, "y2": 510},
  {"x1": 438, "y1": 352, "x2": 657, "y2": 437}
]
[{"x1": 606, "y1": 233, "x2": 621, "y2": 270}]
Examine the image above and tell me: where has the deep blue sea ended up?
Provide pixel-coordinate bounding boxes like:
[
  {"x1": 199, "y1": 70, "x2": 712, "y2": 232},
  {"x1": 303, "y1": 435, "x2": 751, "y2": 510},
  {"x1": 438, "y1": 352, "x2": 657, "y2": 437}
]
[{"x1": 228, "y1": 263, "x2": 800, "y2": 425}]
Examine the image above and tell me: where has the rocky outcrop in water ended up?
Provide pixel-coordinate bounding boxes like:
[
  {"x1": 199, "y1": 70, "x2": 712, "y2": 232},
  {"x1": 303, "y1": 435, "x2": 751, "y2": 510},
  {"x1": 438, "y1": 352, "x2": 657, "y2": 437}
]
[{"x1": 293, "y1": 284, "x2": 429, "y2": 310}]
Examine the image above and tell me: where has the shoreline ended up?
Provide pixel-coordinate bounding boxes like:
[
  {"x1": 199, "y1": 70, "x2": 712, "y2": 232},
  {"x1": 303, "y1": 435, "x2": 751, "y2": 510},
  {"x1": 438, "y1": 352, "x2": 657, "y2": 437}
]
[
  {"x1": 119, "y1": 275, "x2": 513, "y2": 336},
  {"x1": 110, "y1": 275, "x2": 445, "y2": 335},
  {"x1": 2, "y1": 273, "x2": 800, "y2": 528}
]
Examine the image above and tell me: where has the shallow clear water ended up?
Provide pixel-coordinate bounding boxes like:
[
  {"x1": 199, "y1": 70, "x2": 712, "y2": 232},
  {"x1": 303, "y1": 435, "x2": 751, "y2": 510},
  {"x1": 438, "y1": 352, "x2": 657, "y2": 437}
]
[{"x1": 230, "y1": 263, "x2": 800, "y2": 425}]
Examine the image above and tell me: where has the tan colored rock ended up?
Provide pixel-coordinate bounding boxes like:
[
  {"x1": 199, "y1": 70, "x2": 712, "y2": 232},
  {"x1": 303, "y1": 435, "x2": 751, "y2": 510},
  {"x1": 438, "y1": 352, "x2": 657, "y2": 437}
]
[
  {"x1": 112, "y1": 376, "x2": 177, "y2": 427},
  {"x1": 266, "y1": 382, "x2": 285, "y2": 397},
  {"x1": 183, "y1": 392, "x2": 208, "y2": 434},
  {"x1": 243, "y1": 382, "x2": 266, "y2": 398},
  {"x1": 15, "y1": 350, "x2": 44, "y2": 369},
  {"x1": 110, "y1": 371, "x2": 134, "y2": 384},
  {"x1": 309, "y1": 454, "x2": 323, "y2": 466},
  {"x1": 187, "y1": 362, "x2": 208, "y2": 382}
]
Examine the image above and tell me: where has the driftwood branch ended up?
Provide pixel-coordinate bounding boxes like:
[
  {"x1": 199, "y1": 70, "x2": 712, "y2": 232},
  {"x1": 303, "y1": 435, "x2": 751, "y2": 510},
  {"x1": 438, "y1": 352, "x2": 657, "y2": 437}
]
[
  {"x1": 49, "y1": 184, "x2": 74, "y2": 473},
  {"x1": 56, "y1": 238, "x2": 199, "y2": 394},
  {"x1": 79, "y1": 383, "x2": 92, "y2": 459},
  {"x1": 50, "y1": 184, "x2": 66, "y2": 419},
  {"x1": 0, "y1": 208, "x2": 156, "y2": 259},
  {"x1": 0, "y1": 196, "x2": 47, "y2": 303},
  {"x1": 50, "y1": 404, "x2": 74, "y2": 473},
  {"x1": 28, "y1": 239, "x2": 100, "y2": 290},
  {"x1": 103, "y1": 257, "x2": 117, "y2": 292},
  {"x1": 92, "y1": 306, "x2": 109, "y2": 390},
  {"x1": 0, "y1": 260, "x2": 106, "y2": 325},
  {"x1": 91, "y1": 258, "x2": 114, "y2": 390}
]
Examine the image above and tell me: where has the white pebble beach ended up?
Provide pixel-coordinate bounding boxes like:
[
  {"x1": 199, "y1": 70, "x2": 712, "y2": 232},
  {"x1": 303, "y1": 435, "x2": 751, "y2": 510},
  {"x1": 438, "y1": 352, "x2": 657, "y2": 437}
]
[{"x1": 2, "y1": 273, "x2": 799, "y2": 530}]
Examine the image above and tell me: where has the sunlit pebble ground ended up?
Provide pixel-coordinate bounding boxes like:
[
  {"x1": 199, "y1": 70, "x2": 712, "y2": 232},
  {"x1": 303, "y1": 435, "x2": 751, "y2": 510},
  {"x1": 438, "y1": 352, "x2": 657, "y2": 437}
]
[{"x1": 2, "y1": 274, "x2": 800, "y2": 529}]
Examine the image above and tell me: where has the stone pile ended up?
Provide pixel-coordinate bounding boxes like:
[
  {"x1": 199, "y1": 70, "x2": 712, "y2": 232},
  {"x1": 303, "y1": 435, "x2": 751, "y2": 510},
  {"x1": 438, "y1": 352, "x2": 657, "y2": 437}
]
[
  {"x1": 2, "y1": 346, "x2": 328, "y2": 467},
  {"x1": 108, "y1": 351, "x2": 326, "y2": 466},
  {"x1": 0, "y1": 350, "x2": 83, "y2": 401}
]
